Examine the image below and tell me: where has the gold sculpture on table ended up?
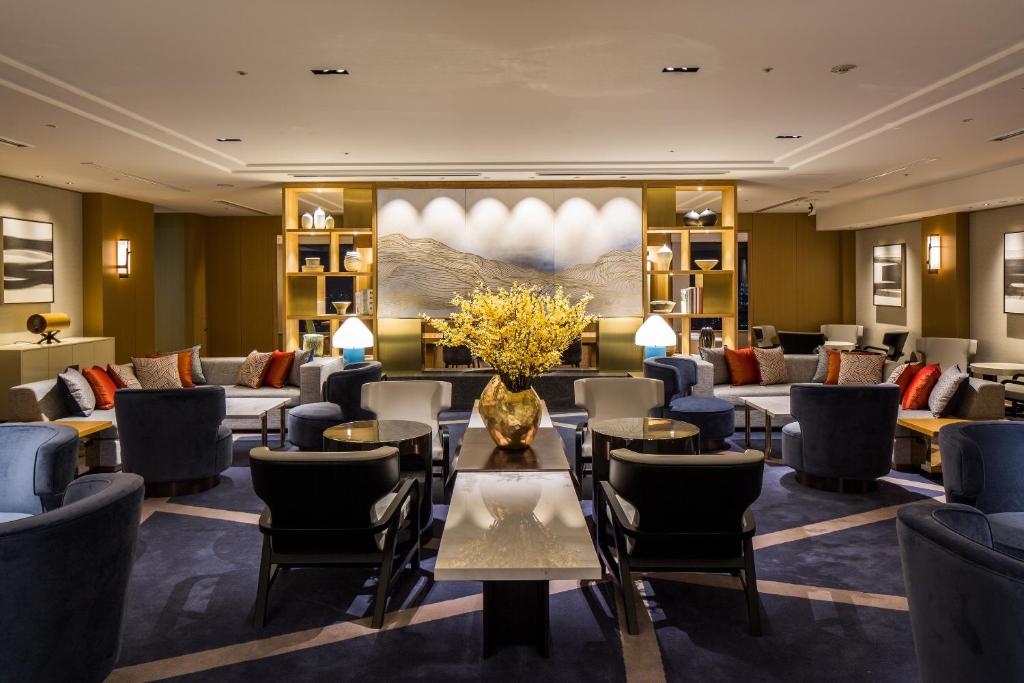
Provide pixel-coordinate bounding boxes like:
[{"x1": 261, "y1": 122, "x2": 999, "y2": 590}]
[{"x1": 27, "y1": 312, "x2": 70, "y2": 344}]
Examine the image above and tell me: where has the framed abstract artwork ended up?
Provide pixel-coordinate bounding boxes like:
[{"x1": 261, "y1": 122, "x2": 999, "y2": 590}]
[
  {"x1": 872, "y1": 243, "x2": 905, "y2": 308},
  {"x1": 1005, "y1": 231, "x2": 1024, "y2": 314},
  {"x1": 2, "y1": 217, "x2": 54, "y2": 304}
]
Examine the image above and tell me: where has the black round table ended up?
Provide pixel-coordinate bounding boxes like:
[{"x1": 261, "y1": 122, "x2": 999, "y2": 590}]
[{"x1": 323, "y1": 419, "x2": 433, "y2": 539}]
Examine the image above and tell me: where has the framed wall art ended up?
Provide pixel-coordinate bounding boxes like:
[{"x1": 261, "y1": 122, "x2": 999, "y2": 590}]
[{"x1": 2, "y1": 217, "x2": 54, "y2": 304}]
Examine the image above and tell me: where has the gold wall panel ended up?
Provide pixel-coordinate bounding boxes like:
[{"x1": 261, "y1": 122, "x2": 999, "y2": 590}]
[
  {"x1": 377, "y1": 318, "x2": 423, "y2": 371},
  {"x1": 597, "y1": 317, "x2": 643, "y2": 372},
  {"x1": 646, "y1": 187, "x2": 676, "y2": 227},
  {"x1": 921, "y1": 213, "x2": 970, "y2": 338},
  {"x1": 344, "y1": 188, "x2": 373, "y2": 230}
]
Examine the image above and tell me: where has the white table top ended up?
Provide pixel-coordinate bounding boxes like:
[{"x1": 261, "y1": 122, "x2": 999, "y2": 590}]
[
  {"x1": 224, "y1": 397, "x2": 292, "y2": 419},
  {"x1": 969, "y1": 362, "x2": 1024, "y2": 376},
  {"x1": 740, "y1": 395, "x2": 792, "y2": 417},
  {"x1": 435, "y1": 471, "x2": 602, "y2": 582},
  {"x1": 468, "y1": 400, "x2": 553, "y2": 429},
  {"x1": 823, "y1": 341, "x2": 856, "y2": 351}
]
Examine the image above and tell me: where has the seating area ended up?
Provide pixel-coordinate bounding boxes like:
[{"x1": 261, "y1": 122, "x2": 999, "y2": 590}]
[{"x1": 4, "y1": 4, "x2": 1024, "y2": 680}]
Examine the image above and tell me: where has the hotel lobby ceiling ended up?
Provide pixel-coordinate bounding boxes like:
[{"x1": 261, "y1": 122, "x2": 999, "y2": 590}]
[{"x1": 0, "y1": 0, "x2": 1022, "y2": 220}]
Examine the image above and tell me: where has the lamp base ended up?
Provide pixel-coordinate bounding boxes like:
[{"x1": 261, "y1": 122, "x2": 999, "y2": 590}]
[
  {"x1": 643, "y1": 346, "x2": 666, "y2": 359},
  {"x1": 343, "y1": 347, "x2": 366, "y2": 364}
]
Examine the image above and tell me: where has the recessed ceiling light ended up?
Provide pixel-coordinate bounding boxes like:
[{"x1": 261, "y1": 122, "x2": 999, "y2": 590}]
[
  {"x1": 64, "y1": 181, "x2": 73, "y2": 185},
  {"x1": 776, "y1": 134, "x2": 803, "y2": 139},
  {"x1": 311, "y1": 68, "x2": 349, "y2": 75},
  {"x1": 662, "y1": 67, "x2": 700, "y2": 73},
  {"x1": 215, "y1": 137, "x2": 242, "y2": 142},
  {"x1": 34, "y1": 175, "x2": 42, "y2": 179},
  {"x1": 216, "y1": 183, "x2": 235, "y2": 187},
  {"x1": 44, "y1": 123, "x2": 57, "y2": 128},
  {"x1": 236, "y1": 70, "x2": 248, "y2": 76},
  {"x1": 961, "y1": 118, "x2": 974, "y2": 123},
  {"x1": 830, "y1": 63, "x2": 857, "y2": 74}
]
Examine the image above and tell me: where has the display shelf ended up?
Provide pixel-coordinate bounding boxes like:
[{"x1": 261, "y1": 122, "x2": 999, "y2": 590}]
[
  {"x1": 286, "y1": 271, "x2": 364, "y2": 277},
  {"x1": 647, "y1": 227, "x2": 735, "y2": 233},
  {"x1": 647, "y1": 269, "x2": 733, "y2": 275},
  {"x1": 285, "y1": 229, "x2": 373, "y2": 236},
  {"x1": 285, "y1": 314, "x2": 374, "y2": 321}
]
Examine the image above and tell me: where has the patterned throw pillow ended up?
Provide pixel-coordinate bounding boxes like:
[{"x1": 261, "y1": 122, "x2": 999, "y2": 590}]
[
  {"x1": 132, "y1": 355, "x2": 184, "y2": 390},
  {"x1": 150, "y1": 350, "x2": 195, "y2": 387},
  {"x1": 724, "y1": 347, "x2": 760, "y2": 386},
  {"x1": 108, "y1": 363, "x2": 142, "y2": 389},
  {"x1": 58, "y1": 367, "x2": 96, "y2": 417},
  {"x1": 837, "y1": 352, "x2": 886, "y2": 385},
  {"x1": 928, "y1": 364, "x2": 969, "y2": 417},
  {"x1": 902, "y1": 364, "x2": 941, "y2": 410},
  {"x1": 699, "y1": 346, "x2": 730, "y2": 385},
  {"x1": 238, "y1": 350, "x2": 274, "y2": 388},
  {"x1": 753, "y1": 346, "x2": 788, "y2": 386},
  {"x1": 811, "y1": 346, "x2": 830, "y2": 383},
  {"x1": 288, "y1": 348, "x2": 312, "y2": 387}
]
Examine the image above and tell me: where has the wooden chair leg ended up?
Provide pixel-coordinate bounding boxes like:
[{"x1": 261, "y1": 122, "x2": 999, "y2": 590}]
[
  {"x1": 742, "y1": 537, "x2": 762, "y2": 636},
  {"x1": 373, "y1": 537, "x2": 399, "y2": 629},
  {"x1": 618, "y1": 562, "x2": 640, "y2": 636},
  {"x1": 254, "y1": 536, "x2": 273, "y2": 628}
]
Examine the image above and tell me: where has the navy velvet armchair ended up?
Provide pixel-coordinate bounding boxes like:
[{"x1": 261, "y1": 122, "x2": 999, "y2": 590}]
[{"x1": 0, "y1": 422, "x2": 79, "y2": 521}]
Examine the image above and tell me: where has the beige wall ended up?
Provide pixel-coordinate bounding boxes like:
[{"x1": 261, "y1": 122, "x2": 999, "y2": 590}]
[
  {"x1": 855, "y1": 220, "x2": 922, "y2": 349},
  {"x1": 971, "y1": 204, "x2": 1024, "y2": 362},
  {"x1": 154, "y1": 213, "x2": 188, "y2": 352},
  {"x1": 0, "y1": 176, "x2": 83, "y2": 345}
]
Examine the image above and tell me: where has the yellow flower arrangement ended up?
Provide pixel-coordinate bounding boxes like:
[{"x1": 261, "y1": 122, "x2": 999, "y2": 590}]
[{"x1": 426, "y1": 283, "x2": 595, "y2": 393}]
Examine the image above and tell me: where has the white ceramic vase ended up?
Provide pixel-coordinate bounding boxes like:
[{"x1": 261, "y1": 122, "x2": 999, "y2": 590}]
[
  {"x1": 300, "y1": 213, "x2": 313, "y2": 229},
  {"x1": 313, "y1": 207, "x2": 327, "y2": 229}
]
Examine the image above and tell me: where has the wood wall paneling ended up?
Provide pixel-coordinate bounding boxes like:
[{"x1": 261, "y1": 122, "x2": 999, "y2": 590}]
[{"x1": 921, "y1": 212, "x2": 970, "y2": 338}]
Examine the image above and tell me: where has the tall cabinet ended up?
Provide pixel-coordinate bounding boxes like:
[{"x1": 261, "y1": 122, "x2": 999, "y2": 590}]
[
  {"x1": 643, "y1": 183, "x2": 738, "y2": 353},
  {"x1": 281, "y1": 185, "x2": 377, "y2": 358}
]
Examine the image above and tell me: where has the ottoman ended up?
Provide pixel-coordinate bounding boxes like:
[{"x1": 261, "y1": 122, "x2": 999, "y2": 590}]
[
  {"x1": 287, "y1": 402, "x2": 343, "y2": 451},
  {"x1": 666, "y1": 395, "x2": 734, "y2": 451}
]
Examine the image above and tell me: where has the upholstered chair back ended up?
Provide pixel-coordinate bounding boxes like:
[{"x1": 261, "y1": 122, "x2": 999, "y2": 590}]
[
  {"x1": 820, "y1": 324, "x2": 864, "y2": 344},
  {"x1": 0, "y1": 423, "x2": 78, "y2": 516},
  {"x1": 789, "y1": 383, "x2": 899, "y2": 480},
  {"x1": 574, "y1": 377, "x2": 663, "y2": 421},
  {"x1": 916, "y1": 337, "x2": 978, "y2": 370},
  {"x1": 609, "y1": 448, "x2": 763, "y2": 539},
  {"x1": 0, "y1": 473, "x2": 144, "y2": 682},
  {"x1": 881, "y1": 330, "x2": 910, "y2": 360},
  {"x1": 323, "y1": 361, "x2": 383, "y2": 420},
  {"x1": 897, "y1": 503, "x2": 1024, "y2": 682},
  {"x1": 361, "y1": 380, "x2": 452, "y2": 436},
  {"x1": 642, "y1": 356, "x2": 698, "y2": 405},
  {"x1": 442, "y1": 345, "x2": 474, "y2": 367},
  {"x1": 561, "y1": 338, "x2": 583, "y2": 366},
  {"x1": 940, "y1": 421, "x2": 1024, "y2": 513},
  {"x1": 250, "y1": 446, "x2": 399, "y2": 550},
  {"x1": 752, "y1": 325, "x2": 778, "y2": 348}
]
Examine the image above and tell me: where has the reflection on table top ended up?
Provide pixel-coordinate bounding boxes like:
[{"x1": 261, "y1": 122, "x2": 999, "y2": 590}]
[
  {"x1": 456, "y1": 428, "x2": 570, "y2": 472},
  {"x1": 469, "y1": 399, "x2": 552, "y2": 429},
  {"x1": 323, "y1": 419, "x2": 432, "y2": 444},
  {"x1": 435, "y1": 471, "x2": 601, "y2": 581},
  {"x1": 590, "y1": 416, "x2": 699, "y2": 441}
]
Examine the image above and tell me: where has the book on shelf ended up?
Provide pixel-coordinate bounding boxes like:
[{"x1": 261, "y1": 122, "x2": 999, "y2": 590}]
[
  {"x1": 354, "y1": 288, "x2": 374, "y2": 315},
  {"x1": 680, "y1": 286, "x2": 703, "y2": 314}
]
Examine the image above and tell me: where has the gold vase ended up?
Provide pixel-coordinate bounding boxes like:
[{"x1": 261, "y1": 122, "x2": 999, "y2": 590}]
[{"x1": 478, "y1": 375, "x2": 541, "y2": 450}]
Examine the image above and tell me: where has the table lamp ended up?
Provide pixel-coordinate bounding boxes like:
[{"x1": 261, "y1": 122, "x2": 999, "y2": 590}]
[
  {"x1": 634, "y1": 315, "x2": 676, "y2": 359},
  {"x1": 332, "y1": 317, "x2": 374, "y2": 363}
]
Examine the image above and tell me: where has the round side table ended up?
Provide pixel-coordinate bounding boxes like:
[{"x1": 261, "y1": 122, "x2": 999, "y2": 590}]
[{"x1": 324, "y1": 419, "x2": 433, "y2": 539}]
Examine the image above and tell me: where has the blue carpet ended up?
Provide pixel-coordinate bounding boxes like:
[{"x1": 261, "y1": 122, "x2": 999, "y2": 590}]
[{"x1": 119, "y1": 416, "x2": 935, "y2": 681}]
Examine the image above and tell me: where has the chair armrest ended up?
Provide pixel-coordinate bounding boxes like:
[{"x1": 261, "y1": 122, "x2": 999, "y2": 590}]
[
  {"x1": 439, "y1": 424, "x2": 451, "y2": 460},
  {"x1": 691, "y1": 357, "x2": 715, "y2": 397},
  {"x1": 741, "y1": 507, "x2": 756, "y2": 537},
  {"x1": 953, "y1": 378, "x2": 1006, "y2": 420},
  {"x1": 299, "y1": 357, "x2": 345, "y2": 404},
  {"x1": 600, "y1": 481, "x2": 639, "y2": 536},
  {"x1": 372, "y1": 478, "x2": 418, "y2": 534}
]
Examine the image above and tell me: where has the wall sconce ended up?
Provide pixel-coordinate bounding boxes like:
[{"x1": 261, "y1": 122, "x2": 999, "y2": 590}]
[
  {"x1": 116, "y1": 239, "x2": 131, "y2": 278},
  {"x1": 926, "y1": 234, "x2": 941, "y2": 273}
]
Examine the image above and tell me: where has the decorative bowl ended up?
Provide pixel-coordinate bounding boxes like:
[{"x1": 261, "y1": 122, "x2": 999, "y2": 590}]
[
  {"x1": 695, "y1": 259, "x2": 719, "y2": 271},
  {"x1": 683, "y1": 210, "x2": 701, "y2": 226},
  {"x1": 698, "y1": 208, "x2": 718, "y2": 227},
  {"x1": 304, "y1": 257, "x2": 321, "y2": 267},
  {"x1": 332, "y1": 301, "x2": 351, "y2": 315},
  {"x1": 650, "y1": 300, "x2": 676, "y2": 314}
]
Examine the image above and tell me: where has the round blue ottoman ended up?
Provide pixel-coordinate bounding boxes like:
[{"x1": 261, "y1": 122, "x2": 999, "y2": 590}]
[
  {"x1": 666, "y1": 396, "x2": 734, "y2": 451},
  {"x1": 287, "y1": 402, "x2": 343, "y2": 451}
]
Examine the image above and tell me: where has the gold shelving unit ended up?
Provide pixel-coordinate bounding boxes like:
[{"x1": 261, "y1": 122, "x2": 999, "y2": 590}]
[
  {"x1": 643, "y1": 182, "x2": 738, "y2": 353},
  {"x1": 281, "y1": 184, "x2": 377, "y2": 358}
]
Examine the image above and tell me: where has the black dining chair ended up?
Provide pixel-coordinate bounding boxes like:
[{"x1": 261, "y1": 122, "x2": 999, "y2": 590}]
[
  {"x1": 599, "y1": 448, "x2": 765, "y2": 636},
  {"x1": 863, "y1": 330, "x2": 910, "y2": 361},
  {"x1": 249, "y1": 446, "x2": 420, "y2": 628},
  {"x1": 442, "y1": 344, "x2": 474, "y2": 368}
]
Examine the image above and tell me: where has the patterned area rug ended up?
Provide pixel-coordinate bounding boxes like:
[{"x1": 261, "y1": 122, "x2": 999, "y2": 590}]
[{"x1": 108, "y1": 411, "x2": 940, "y2": 682}]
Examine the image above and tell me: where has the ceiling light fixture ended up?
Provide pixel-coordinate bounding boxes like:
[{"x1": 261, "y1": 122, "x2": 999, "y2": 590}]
[
  {"x1": 216, "y1": 183, "x2": 235, "y2": 187},
  {"x1": 989, "y1": 127, "x2": 1024, "y2": 142},
  {"x1": 0, "y1": 136, "x2": 32, "y2": 149},
  {"x1": 214, "y1": 200, "x2": 272, "y2": 215},
  {"x1": 311, "y1": 68, "x2": 349, "y2": 75},
  {"x1": 44, "y1": 123, "x2": 57, "y2": 128},
  {"x1": 662, "y1": 66, "x2": 700, "y2": 73},
  {"x1": 776, "y1": 134, "x2": 803, "y2": 139},
  {"x1": 830, "y1": 63, "x2": 857, "y2": 74},
  {"x1": 215, "y1": 137, "x2": 242, "y2": 142}
]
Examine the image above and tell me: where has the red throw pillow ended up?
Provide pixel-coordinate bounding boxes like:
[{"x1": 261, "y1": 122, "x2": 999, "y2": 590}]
[
  {"x1": 725, "y1": 347, "x2": 761, "y2": 386},
  {"x1": 902, "y1": 364, "x2": 942, "y2": 410},
  {"x1": 263, "y1": 350, "x2": 295, "y2": 388},
  {"x1": 83, "y1": 366, "x2": 118, "y2": 409},
  {"x1": 824, "y1": 351, "x2": 842, "y2": 385},
  {"x1": 891, "y1": 362, "x2": 923, "y2": 399}
]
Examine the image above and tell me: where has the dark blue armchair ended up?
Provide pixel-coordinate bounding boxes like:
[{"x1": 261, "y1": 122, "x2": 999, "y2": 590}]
[
  {"x1": 0, "y1": 472, "x2": 144, "y2": 682},
  {"x1": 898, "y1": 502, "x2": 1024, "y2": 682},
  {"x1": 0, "y1": 423, "x2": 79, "y2": 521},
  {"x1": 643, "y1": 356, "x2": 734, "y2": 450},
  {"x1": 287, "y1": 361, "x2": 384, "y2": 451},
  {"x1": 940, "y1": 421, "x2": 1024, "y2": 558}
]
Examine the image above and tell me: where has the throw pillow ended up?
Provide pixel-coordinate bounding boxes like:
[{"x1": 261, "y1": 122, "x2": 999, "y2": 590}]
[
  {"x1": 132, "y1": 355, "x2": 184, "y2": 390},
  {"x1": 753, "y1": 346, "x2": 788, "y2": 386},
  {"x1": 724, "y1": 347, "x2": 760, "y2": 386},
  {"x1": 886, "y1": 362, "x2": 923, "y2": 399},
  {"x1": 811, "y1": 346, "x2": 830, "y2": 383},
  {"x1": 150, "y1": 350, "x2": 195, "y2": 387},
  {"x1": 58, "y1": 367, "x2": 96, "y2": 417},
  {"x1": 180, "y1": 345, "x2": 206, "y2": 385},
  {"x1": 699, "y1": 346, "x2": 730, "y2": 385},
  {"x1": 82, "y1": 366, "x2": 118, "y2": 410},
  {"x1": 239, "y1": 350, "x2": 274, "y2": 388},
  {"x1": 288, "y1": 348, "x2": 312, "y2": 387},
  {"x1": 263, "y1": 350, "x2": 295, "y2": 388},
  {"x1": 107, "y1": 363, "x2": 142, "y2": 389},
  {"x1": 902, "y1": 364, "x2": 942, "y2": 410},
  {"x1": 824, "y1": 351, "x2": 842, "y2": 384},
  {"x1": 928, "y1": 364, "x2": 969, "y2": 417},
  {"x1": 837, "y1": 352, "x2": 886, "y2": 385}
]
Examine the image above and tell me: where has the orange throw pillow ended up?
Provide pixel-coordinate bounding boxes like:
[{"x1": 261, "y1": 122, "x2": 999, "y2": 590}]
[
  {"x1": 725, "y1": 347, "x2": 761, "y2": 386},
  {"x1": 148, "y1": 351, "x2": 195, "y2": 387},
  {"x1": 889, "y1": 362, "x2": 923, "y2": 399},
  {"x1": 263, "y1": 350, "x2": 295, "y2": 388},
  {"x1": 825, "y1": 351, "x2": 842, "y2": 384},
  {"x1": 902, "y1": 364, "x2": 942, "y2": 410},
  {"x1": 82, "y1": 366, "x2": 118, "y2": 409}
]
